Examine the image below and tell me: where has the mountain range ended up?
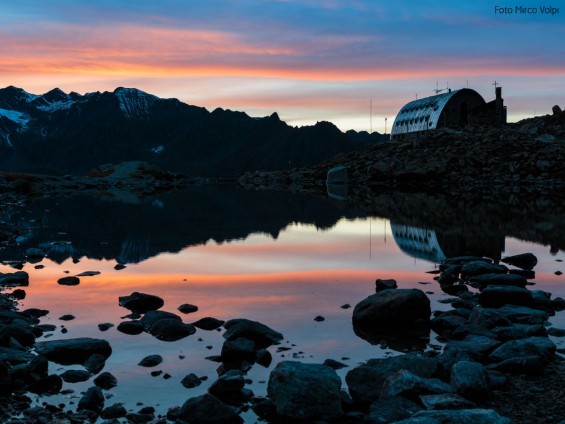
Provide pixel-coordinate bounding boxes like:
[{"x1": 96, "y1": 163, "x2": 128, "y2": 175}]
[{"x1": 0, "y1": 86, "x2": 384, "y2": 176}]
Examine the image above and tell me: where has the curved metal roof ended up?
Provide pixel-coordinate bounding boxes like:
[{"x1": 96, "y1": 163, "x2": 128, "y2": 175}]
[
  {"x1": 390, "y1": 88, "x2": 484, "y2": 137},
  {"x1": 391, "y1": 224, "x2": 446, "y2": 263}
]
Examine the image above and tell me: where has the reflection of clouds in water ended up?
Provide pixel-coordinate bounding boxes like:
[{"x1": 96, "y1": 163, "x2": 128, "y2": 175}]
[{"x1": 391, "y1": 224, "x2": 446, "y2": 264}]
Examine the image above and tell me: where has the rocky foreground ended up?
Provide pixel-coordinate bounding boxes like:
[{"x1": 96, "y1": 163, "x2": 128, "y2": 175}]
[
  {"x1": 1, "y1": 251, "x2": 564, "y2": 423},
  {"x1": 239, "y1": 107, "x2": 565, "y2": 193}
]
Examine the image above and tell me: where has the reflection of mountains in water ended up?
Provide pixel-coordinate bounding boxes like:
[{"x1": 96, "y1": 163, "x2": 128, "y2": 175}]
[
  {"x1": 391, "y1": 223, "x2": 506, "y2": 263},
  {"x1": 1, "y1": 186, "x2": 364, "y2": 264}
]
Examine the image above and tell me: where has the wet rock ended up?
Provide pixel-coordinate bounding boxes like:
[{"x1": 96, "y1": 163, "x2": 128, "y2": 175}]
[
  {"x1": 57, "y1": 276, "x2": 80, "y2": 286},
  {"x1": 34, "y1": 338, "x2": 112, "y2": 366},
  {"x1": 140, "y1": 310, "x2": 182, "y2": 331},
  {"x1": 177, "y1": 393, "x2": 242, "y2": 424},
  {"x1": 59, "y1": 314, "x2": 75, "y2": 321},
  {"x1": 252, "y1": 397, "x2": 277, "y2": 421},
  {"x1": 471, "y1": 273, "x2": 527, "y2": 289},
  {"x1": 100, "y1": 403, "x2": 128, "y2": 419},
  {"x1": 341, "y1": 303, "x2": 351, "y2": 309},
  {"x1": 441, "y1": 284, "x2": 469, "y2": 296},
  {"x1": 486, "y1": 355, "x2": 544, "y2": 376},
  {"x1": 443, "y1": 335, "x2": 501, "y2": 361},
  {"x1": 77, "y1": 386, "x2": 105, "y2": 414},
  {"x1": 508, "y1": 269, "x2": 535, "y2": 279},
  {"x1": 324, "y1": 358, "x2": 348, "y2": 369},
  {"x1": 209, "y1": 369, "x2": 247, "y2": 405},
  {"x1": 11, "y1": 289, "x2": 26, "y2": 299},
  {"x1": 138, "y1": 354, "x2": 163, "y2": 367},
  {"x1": 0, "y1": 323, "x2": 37, "y2": 347},
  {"x1": 221, "y1": 337, "x2": 255, "y2": 363},
  {"x1": 380, "y1": 369, "x2": 455, "y2": 400},
  {"x1": 450, "y1": 361, "x2": 488, "y2": 401},
  {"x1": 438, "y1": 265, "x2": 460, "y2": 285},
  {"x1": 178, "y1": 303, "x2": 198, "y2": 314},
  {"x1": 501, "y1": 253, "x2": 538, "y2": 270},
  {"x1": 117, "y1": 320, "x2": 144, "y2": 335},
  {"x1": 479, "y1": 285, "x2": 534, "y2": 308},
  {"x1": 114, "y1": 263, "x2": 126, "y2": 271},
  {"x1": 444, "y1": 256, "x2": 491, "y2": 265},
  {"x1": 223, "y1": 318, "x2": 283, "y2": 348},
  {"x1": 181, "y1": 373, "x2": 202, "y2": 389},
  {"x1": 419, "y1": 393, "x2": 476, "y2": 410},
  {"x1": 530, "y1": 290, "x2": 553, "y2": 311},
  {"x1": 408, "y1": 409, "x2": 512, "y2": 423},
  {"x1": 551, "y1": 297, "x2": 565, "y2": 311},
  {"x1": 84, "y1": 353, "x2": 108, "y2": 374},
  {"x1": 495, "y1": 305, "x2": 549, "y2": 324},
  {"x1": 365, "y1": 397, "x2": 422, "y2": 423},
  {"x1": 268, "y1": 361, "x2": 342, "y2": 420},
  {"x1": 0, "y1": 347, "x2": 35, "y2": 364},
  {"x1": 491, "y1": 323, "x2": 547, "y2": 340},
  {"x1": 94, "y1": 371, "x2": 117, "y2": 389},
  {"x1": 127, "y1": 412, "x2": 155, "y2": 423},
  {"x1": 0, "y1": 271, "x2": 29, "y2": 287},
  {"x1": 460, "y1": 261, "x2": 507, "y2": 277},
  {"x1": 118, "y1": 292, "x2": 164, "y2": 313},
  {"x1": 431, "y1": 313, "x2": 466, "y2": 336},
  {"x1": 352, "y1": 289, "x2": 431, "y2": 328},
  {"x1": 97, "y1": 323, "x2": 114, "y2": 331},
  {"x1": 149, "y1": 319, "x2": 196, "y2": 341},
  {"x1": 60, "y1": 369, "x2": 91, "y2": 383},
  {"x1": 314, "y1": 315, "x2": 325, "y2": 321},
  {"x1": 467, "y1": 307, "x2": 512, "y2": 329},
  {"x1": 489, "y1": 337, "x2": 556, "y2": 363},
  {"x1": 548, "y1": 327, "x2": 565, "y2": 337},
  {"x1": 255, "y1": 348, "x2": 272, "y2": 367},
  {"x1": 552, "y1": 105, "x2": 562, "y2": 115},
  {"x1": 193, "y1": 317, "x2": 225, "y2": 330},
  {"x1": 375, "y1": 278, "x2": 397, "y2": 292},
  {"x1": 27, "y1": 374, "x2": 63, "y2": 395}
]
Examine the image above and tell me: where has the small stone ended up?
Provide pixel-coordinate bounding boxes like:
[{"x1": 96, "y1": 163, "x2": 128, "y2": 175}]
[
  {"x1": 340, "y1": 304, "x2": 351, "y2": 309},
  {"x1": 94, "y1": 372, "x2": 118, "y2": 390},
  {"x1": 57, "y1": 276, "x2": 80, "y2": 286},
  {"x1": 59, "y1": 314, "x2": 75, "y2": 321},
  {"x1": 98, "y1": 323, "x2": 114, "y2": 331},
  {"x1": 138, "y1": 355, "x2": 163, "y2": 367},
  {"x1": 314, "y1": 315, "x2": 325, "y2": 322},
  {"x1": 178, "y1": 304, "x2": 198, "y2": 314},
  {"x1": 181, "y1": 373, "x2": 202, "y2": 388}
]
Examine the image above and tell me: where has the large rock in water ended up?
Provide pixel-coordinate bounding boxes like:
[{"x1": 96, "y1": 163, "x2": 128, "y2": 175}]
[
  {"x1": 223, "y1": 319, "x2": 283, "y2": 348},
  {"x1": 149, "y1": 319, "x2": 196, "y2": 341},
  {"x1": 0, "y1": 271, "x2": 29, "y2": 287},
  {"x1": 34, "y1": 338, "x2": 112, "y2": 365},
  {"x1": 177, "y1": 393, "x2": 242, "y2": 424},
  {"x1": 267, "y1": 361, "x2": 343, "y2": 421},
  {"x1": 352, "y1": 289, "x2": 431, "y2": 328},
  {"x1": 460, "y1": 261, "x2": 507, "y2": 277},
  {"x1": 501, "y1": 253, "x2": 538, "y2": 270},
  {"x1": 118, "y1": 292, "x2": 164, "y2": 313}
]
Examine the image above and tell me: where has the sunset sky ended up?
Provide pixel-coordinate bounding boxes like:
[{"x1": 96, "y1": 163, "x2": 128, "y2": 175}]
[{"x1": 1, "y1": 0, "x2": 564, "y2": 132}]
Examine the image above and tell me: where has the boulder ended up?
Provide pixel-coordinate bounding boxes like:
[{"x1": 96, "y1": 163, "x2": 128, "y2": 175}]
[
  {"x1": 486, "y1": 355, "x2": 544, "y2": 376},
  {"x1": 149, "y1": 319, "x2": 196, "y2": 341},
  {"x1": 77, "y1": 386, "x2": 105, "y2": 414},
  {"x1": 141, "y1": 310, "x2": 182, "y2": 331},
  {"x1": 181, "y1": 373, "x2": 202, "y2": 389},
  {"x1": 57, "y1": 276, "x2": 80, "y2": 286},
  {"x1": 100, "y1": 403, "x2": 128, "y2": 419},
  {"x1": 460, "y1": 261, "x2": 507, "y2": 277},
  {"x1": 0, "y1": 271, "x2": 29, "y2": 287},
  {"x1": 221, "y1": 337, "x2": 256, "y2": 364},
  {"x1": 489, "y1": 337, "x2": 556, "y2": 363},
  {"x1": 93, "y1": 372, "x2": 118, "y2": 390},
  {"x1": 118, "y1": 292, "x2": 164, "y2": 313},
  {"x1": 208, "y1": 369, "x2": 247, "y2": 405},
  {"x1": 443, "y1": 335, "x2": 500, "y2": 361},
  {"x1": 450, "y1": 361, "x2": 488, "y2": 401},
  {"x1": 552, "y1": 105, "x2": 562, "y2": 115},
  {"x1": 193, "y1": 317, "x2": 225, "y2": 331},
  {"x1": 530, "y1": 290, "x2": 553, "y2": 311},
  {"x1": 60, "y1": 369, "x2": 91, "y2": 383},
  {"x1": 268, "y1": 361, "x2": 342, "y2": 420},
  {"x1": 501, "y1": 253, "x2": 537, "y2": 270},
  {"x1": 223, "y1": 319, "x2": 283, "y2": 348},
  {"x1": 438, "y1": 266, "x2": 460, "y2": 285},
  {"x1": 352, "y1": 289, "x2": 431, "y2": 327},
  {"x1": 471, "y1": 274, "x2": 527, "y2": 289},
  {"x1": 376, "y1": 279, "x2": 397, "y2": 292},
  {"x1": 178, "y1": 303, "x2": 198, "y2": 314},
  {"x1": 467, "y1": 307, "x2": 511, "y2": 329},
  {"x1": 117, "y1": 320, "x2": 144, "y2": 335},
  {"x1": 407, "y1": 409, "x2": 512, "y2": 423},
  {"x1": 138, "y1": 354, "x2": 163, "y2": 367},
  {"x1": 34, "y1": 338, "x2": 112, "y2": 365},
  {"x1": 380, "y1": 370, "x2": 455, "y2": 400},
  {"x1": 495, "y1": 305, "x2": 549, "y2": 324},
  {"x1": 491, "y1": 323, "x2": 547, "y2": 340},
  {"x1": 177, "y1": 394, "x2": 242, "y2": 424},
  {"x1": 419, "y1": 393, "x2": 476, "y2": 410},
  {"x1": 478, "y1": 285, "x2": 534, "y2": 308},
  {"x1": 365, "y1": 397, "x2": 421, "y2": 423}
]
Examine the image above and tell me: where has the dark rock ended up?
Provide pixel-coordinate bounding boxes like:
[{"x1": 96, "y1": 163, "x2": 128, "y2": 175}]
[
  {"x1": 252, "y1": 397, "x2": 277, "y2": 420},
  {"x1": 100, "y1": 403, "x2": 128, "y2": 419},
  {"x1": 420, "y1": 393, "x2": 476, "y2": 410},
  {"x1": 376, "y1": 278, "x2": 397, "y2": 292},
  {"x1": 324, "y1": 358, "x2": 348, "y2": 369},
  {"x1": 0, "y1": 347, "x2": 35, "y2": 364},
  {"x1": 83, "y1": 353, "x2": 108, "y2": 374},
  {"x1": 34, "y1": 338, "x2": 112, "y2": 365},
  {"x1": 489, "y1": 337, "x2": 556, "y2": 363},
  {"x1": 268, "y1": 361, "x2": 342, "y2": 420},
  {"x1": 0, "y1": 323, "x2": 37, "y2": 347},
  {"x1": 177, "y1": 393, "x2": 242, "y2": 424},
  {"x1": 509, "y1": 269, "x2": 535, "y2": 279},
  {"x1": 97, "y1": 323, "x2": 114, "y2": 331},
  {"x1": 556, "y1": 270, "x2": 563, "y2": 276},
  {"x1": 496, "y1": 305, "x2": 549, "y2": 324},
  {"x1": 255, "y1": 348, "x2": 272, "y2": 367},
  {"x1": 221, "y1": 337, "x2": 255, "y2": 363},
  {"x1": 27, "y1": 374, "x2": 63, "y2": 395},
  {"x1": 443, "y1": 335, "x2": 501, "y2": 361},
  {"x1": 209, "y1": 369, "x2": 246, "y2": 405},
  {"x1": 467, "y1": 307, "x2": 512, "y2": 329},
  {"x1": 444, "y1": 256, "x2": 491, "y2": 265},
  {"x1": 438, "y1": 265, "x2": 460, "y2": 285},
  {"x1": 149, "y1": 319, "x2": 196, "y2": 341},
  {"x1": 126, "y1": 412, "x2": 155, "y2": 423},
  {"x1": 138, "y1": 354, "x2": 163, "y2": 367},
  {"x1": 552, "y1": 105, "x2": 562, "y2": 115},
  {"x1": 441, "y1": 284, "x2": 469, "y2": 296},
  {"x1": 530, "y1": 290, "x2": 553, "y2": 311},
  {"x1": 551, "y1": 297, "x2": 565, "y2": 311},
  {"x1": 181, "y1": 373, "x2": 202, "y2": 388},
  {"x1": 60, "y1": 369, "x2": 91, "y2": 383},
  {"x1": 11, "y1": 289, "x2": 26, "y2": 299},
  {"x1": 450, "y1": 361, "x2": 488, "y2": 401},
  {"x1": 501, "y1": 253, "x2": 538, "y2": 270},
  {"x1": 178, "y1": 303, "x2": 198, "y2": 314},
  {"x1": 408, "y1": 409, "x2": 512, "y2": 423},
  {"x1": 491, "y1": 323, "x2": 547, "y2": 340},
  {"x1": 76, "y1": 271, "x2": 100, "y2": 277},
  {"x1": 77, "y1": 386, "x2": 105, "y2": 414},
  {"x1": 57, "y1": 276, "x2": 80, "y2": 286},
  {"x1": 486, "y1": 355, "x2": 544, "y2": 376},
  {"x1": 140, "y1": 310, "x2": 182, "y2": 331},
  {"x1": 223, "y1": 318, "x2": 283, "y2": 348},
  {"x1": 341, "y1": 303, "x2": 351, "y2": 309},
  {"x1": 118, "y1": 292, "x2": 164, "y2": 313},
  {"x1": 21, "y1": 308, "x2": 48, "y2": 319},
  {"x1": 94, "y1": 371, "x2": 117, "y2": 389},
  {"x1": 0, "y1": 271, "x2": 29, "y2": 287},
  {"x1": 25, "y1": 248, "x2": 45, "y2": 259},
  {"x1": 117, "y1": 320, "x2": 144, "y2": 335},
  {"x1": 471, "y1": 273, "x2": 527, "y2": 289},
  {"x1": 193, "y1": 317, "x2": 225, "y2": 330},
  {"x1": 431, "y1": 313, "x2": 466, "y2": 336},
  {"x1": 365, "y1": 397, "x2": 422, "y2": 423},
  {"x1": 479, "y1": 285, "x2": 534, "y2": 308},
  {"x1": 548, "y1": 327, "x2": 565, "y2": 337},
  {"x1": 460, "y1": 261, "x2": 507, "y2": 277},
  {"x1": 352, "y1": 289, "x2": 430, "y2": 328},
  {"x1": 59, "y1": 314, "x2": 75, "y2": 321},
  {"x1": 380, "y1": 370, "x2": 455, "y2": 400},
  {"x1": 114, "y1": 264, "x2": 126, "y2": 271},
  {"x1": 314, "y1": 315, "x2": 325, "y2": 321}
]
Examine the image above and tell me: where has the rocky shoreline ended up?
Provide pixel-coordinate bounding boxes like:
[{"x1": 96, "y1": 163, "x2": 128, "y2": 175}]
[{"x1": 1, "y1": 250, "x2": 564, "y2": 423}]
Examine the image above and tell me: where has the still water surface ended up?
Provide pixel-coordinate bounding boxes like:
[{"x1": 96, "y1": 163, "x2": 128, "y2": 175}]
[{"x1": 1, "y1": 188, "x2": 564, "y2": 420}]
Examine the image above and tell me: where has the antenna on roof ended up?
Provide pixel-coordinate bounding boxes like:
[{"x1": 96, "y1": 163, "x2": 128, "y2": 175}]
[
  {"x1": 433, "y1": 81, "x2": 445, "y2": 95},
  {"x1": 370, "y1": 99, "x2": 373, "y2": 133}
]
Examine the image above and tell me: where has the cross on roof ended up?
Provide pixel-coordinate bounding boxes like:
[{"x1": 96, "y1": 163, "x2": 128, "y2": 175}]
[{"x1": 493, "y1": 81, "x2": 499, "y2": 88}]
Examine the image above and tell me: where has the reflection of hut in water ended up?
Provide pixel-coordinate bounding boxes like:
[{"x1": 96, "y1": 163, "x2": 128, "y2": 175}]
[
  {"x1": 391, "y1": 223, "x2": 505, "y2": 263},
  {"x1": 391, "y1": 224, "x2": 446, "y2": 263}
]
